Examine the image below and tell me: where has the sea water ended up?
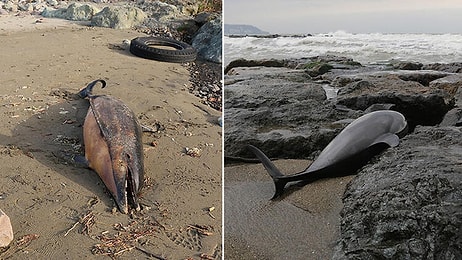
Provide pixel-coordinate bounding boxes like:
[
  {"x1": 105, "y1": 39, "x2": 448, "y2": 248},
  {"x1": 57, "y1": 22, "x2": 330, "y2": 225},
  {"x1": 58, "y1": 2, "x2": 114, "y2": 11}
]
[{"x1": 224, "y1": 31, "x2": 462, "y2": 66}]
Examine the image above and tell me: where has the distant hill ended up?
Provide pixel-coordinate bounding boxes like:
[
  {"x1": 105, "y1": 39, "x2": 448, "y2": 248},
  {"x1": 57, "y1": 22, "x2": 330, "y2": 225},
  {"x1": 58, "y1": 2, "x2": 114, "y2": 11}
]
[{"x1": 224, "y1": 24, "x2": 270, "y2": 35}]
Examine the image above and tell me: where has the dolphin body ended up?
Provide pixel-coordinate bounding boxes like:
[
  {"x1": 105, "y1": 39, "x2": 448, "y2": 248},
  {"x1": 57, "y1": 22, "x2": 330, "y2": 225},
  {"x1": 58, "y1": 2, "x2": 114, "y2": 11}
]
[
  {"x1": 78, "y1": 80, "x2": 144, "y2": 214},
  {"x1": 248, "y1": 110, "x2": 408, "y2": 199}
]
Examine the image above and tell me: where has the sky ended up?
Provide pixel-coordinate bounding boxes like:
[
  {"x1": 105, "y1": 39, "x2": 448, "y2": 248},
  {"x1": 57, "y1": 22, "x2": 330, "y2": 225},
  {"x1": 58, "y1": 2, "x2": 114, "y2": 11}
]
[{"x1": 224, "y1": 0, "x2": 462, "y2": 34}]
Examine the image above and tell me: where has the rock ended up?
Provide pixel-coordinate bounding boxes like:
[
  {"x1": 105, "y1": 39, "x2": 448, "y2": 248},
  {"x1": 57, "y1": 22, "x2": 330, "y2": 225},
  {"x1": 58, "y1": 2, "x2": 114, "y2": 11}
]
[
  {"x1": 65, "y1": 3, "x2": 100, "y2": 21},
  {"x1": 42, "y1": 3, "x2": 100, "y2": 21},
  {"x1": 226, "y1": 56, "x2": 361, "y2": 75},
  {"x1": 194, "y1": 11, "x2": 218, "y2": 26},
  {"x1": 440, "y1": 108, "x2": 462, "y2": 126},
  {"x1": 139, "y1": 1, "x2": 180, "y2": 22},
  {"x1": 224, "y1": 56, "x2": 462, "y2": 157},
  {"x1": 192, "y1": 16, "x2": 222, "y2": 63},
  {"x1": 429, "y1": 74, "x2": 462, "y2": 97},
  {"x1": 41, "y1": 7, "x2": 65, "y2": 19},
  {"x1": 0, "y1": 209, "x2": 13, "y2": 247},
  {"x1": 396, "y1": 70, "x2": 450, "y2": 86},
  {"x1": 335, "y1": 72, "x2": 455, "y2": 128},
  {"x1": 440, "y1": 83, "x2": 462, "y2": 126},
  {"x1": 334, "y1": 126, "x2": 462, "y2": 260},
  {"x1": 175, "y1": 0, "x2": 200, "y2": 16},
  {"x1": 392, "y1": 61, "x2": 423, "y2": 70},
  {"x1": 3, "y1": 1, "x2": 18, "y2": 13},
  {"x1": 46, "y1": 0, "x2": 58, "y2": 7},
  {"x1": 137, "y1": 0, "x2": 195, "y2": 38},
  {"x1": 176, "y1": 19, "x2": 199, "y2": 43},
  {"x1": 225, "y1": 59, "x2": 287, "y2": 74},
  {"x1": 163, "y1": 0, "x2": 200, "y2": 16},
  {"x1": 423, "y1": 62, "x2": 462, "y2": 73},
  {"x1": 332, "y1": 70, "x2": 450, "y2": 88},
  {"x1": 91, "y1": 6, "x2": 147, "y2": 29},
  {"x1": 305, "y1": 62, "x2": 334, "y2": 77},
  {"x1": 224, "y1": 66, "x2": 362, "y2": 159},
  {"x1": 18, "y1": 2, "x2": 34, "y2": 12}
]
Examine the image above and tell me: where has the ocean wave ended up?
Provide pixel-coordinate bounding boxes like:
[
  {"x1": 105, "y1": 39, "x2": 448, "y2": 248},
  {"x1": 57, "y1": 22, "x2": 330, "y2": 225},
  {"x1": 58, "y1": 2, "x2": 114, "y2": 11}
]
[{"x1": 224, "y1": 33, "x2": 462, "y2": 65}]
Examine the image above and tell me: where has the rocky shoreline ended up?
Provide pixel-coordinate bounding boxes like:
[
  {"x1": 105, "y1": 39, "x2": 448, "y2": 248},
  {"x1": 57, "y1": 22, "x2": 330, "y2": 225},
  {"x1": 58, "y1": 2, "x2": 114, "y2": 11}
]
[
  {"x1": 1, "y1": 0, "x2": 222, "y2": 111},
  {"x1": 224, "y1": 56, "x2": 462, "y2": 258}
]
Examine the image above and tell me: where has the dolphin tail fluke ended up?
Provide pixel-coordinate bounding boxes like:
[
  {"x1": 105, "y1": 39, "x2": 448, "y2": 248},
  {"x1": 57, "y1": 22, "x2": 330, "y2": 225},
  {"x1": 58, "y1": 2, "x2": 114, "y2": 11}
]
[
  {"x1": 247, "y1": 145, "x2": 288, "y2": 199},
  {"x1": 78, "y1": 79, "x2": 107, "y2": 98},
  {"x1": 272, "y1": 178, "x2": 289, "y2": 199}
]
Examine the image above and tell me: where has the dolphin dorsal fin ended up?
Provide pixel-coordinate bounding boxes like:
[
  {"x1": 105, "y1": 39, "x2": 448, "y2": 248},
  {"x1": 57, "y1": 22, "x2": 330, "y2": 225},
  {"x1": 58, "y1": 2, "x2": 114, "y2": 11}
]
[{"x1": 372, "y1": 133, "x2": 400, "y2": 147}]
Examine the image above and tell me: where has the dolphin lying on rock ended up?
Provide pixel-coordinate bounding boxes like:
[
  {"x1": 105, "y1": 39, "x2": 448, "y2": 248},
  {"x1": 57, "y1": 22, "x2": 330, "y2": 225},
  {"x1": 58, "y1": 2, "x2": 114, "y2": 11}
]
[
  {"x1": 248, "y1": 110, "x2": 408, "y2": 199},
  {"x1": 78, "y1": 79, "x2": 144, "y2": 214}
]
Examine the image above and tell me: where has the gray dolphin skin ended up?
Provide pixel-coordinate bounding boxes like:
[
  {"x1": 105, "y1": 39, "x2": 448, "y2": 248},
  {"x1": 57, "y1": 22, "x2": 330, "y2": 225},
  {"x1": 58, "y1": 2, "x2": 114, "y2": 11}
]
[
  {"x1": 248, "y1": 110, "x2": 408, "y2": 199},
  {"x1": 78, "y1": 79, "x2": 144, "y2": 214}
]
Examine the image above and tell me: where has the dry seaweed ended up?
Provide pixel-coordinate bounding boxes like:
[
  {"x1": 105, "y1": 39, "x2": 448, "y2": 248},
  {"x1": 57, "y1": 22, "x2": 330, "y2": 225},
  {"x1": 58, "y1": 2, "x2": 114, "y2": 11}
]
[{"x1": 91, "y1": 217, "x2": 161, "y2": 259}]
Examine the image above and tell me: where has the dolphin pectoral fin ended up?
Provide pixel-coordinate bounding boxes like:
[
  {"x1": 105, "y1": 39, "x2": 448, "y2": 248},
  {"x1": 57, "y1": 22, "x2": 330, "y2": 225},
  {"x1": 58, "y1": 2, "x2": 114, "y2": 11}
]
[
  {"x1": 53, "y1": 151, "x2": 90, "y2": 168},
  {"x1": 247, "y1": 145, "x2": 289, "y2": 198},
  {"x1": 73, "y1": 155, "x2": 90, "y2": 168},
  {"x1": 373, "y1": 133, "x2": 400, "y2": 147}
]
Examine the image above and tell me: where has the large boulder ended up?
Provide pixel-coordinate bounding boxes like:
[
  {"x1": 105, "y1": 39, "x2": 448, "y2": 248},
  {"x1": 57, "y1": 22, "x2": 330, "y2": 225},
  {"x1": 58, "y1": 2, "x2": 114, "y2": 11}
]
[
  {"x1": 192, "y1": 16, "x2": 222, "y2": 63},
  {"x1": 334, "y1": 126, "x2": 462, "y2": 259},
  {"x1": 139, "y1": 0, "x2": 181, "y2": 22},
  {"x1": 42, "y1": 3, "x2": 100, "y2": 21},
  {"x1": 429, "y1": 74, "x2": 462, "y2": 97},
  {"x1": 225, "y1": 58, "x2": 288, "y2": 74},
  {"x1": 224, "y1": 66, "x2": 361, "y2": 159},
  {"x1": 91, "y1": 6, "x2": 147, "y2": 29},
  {"x1": 335, "y1": 71, "x2": 455, "y2": 128},
  {"x1": 422, "y1": 62, "x2": 462, "y2": 73},
  {"x1": 225, "y1": 57, "x2": 462, "y2": 159},
  {"x1": 440, "y1": 79, "x2": 462, "y2": 126}
]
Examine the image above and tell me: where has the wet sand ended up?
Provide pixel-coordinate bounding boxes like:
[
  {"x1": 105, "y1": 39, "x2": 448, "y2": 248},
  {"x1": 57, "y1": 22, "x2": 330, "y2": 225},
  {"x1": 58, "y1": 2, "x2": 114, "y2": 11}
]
[
  {"x1": 224, "y1": 160, "x2": 353, "y2": 259},
  {"x1": 0, "y1": 16, "x2": 222, "y2": 259}
]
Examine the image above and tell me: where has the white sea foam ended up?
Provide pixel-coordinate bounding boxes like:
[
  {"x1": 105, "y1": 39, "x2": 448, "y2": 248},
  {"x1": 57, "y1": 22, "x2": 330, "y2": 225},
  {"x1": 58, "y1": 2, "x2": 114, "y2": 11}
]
[{"x1": 224, "y1": 31, "x2": 462, "y2": 66}]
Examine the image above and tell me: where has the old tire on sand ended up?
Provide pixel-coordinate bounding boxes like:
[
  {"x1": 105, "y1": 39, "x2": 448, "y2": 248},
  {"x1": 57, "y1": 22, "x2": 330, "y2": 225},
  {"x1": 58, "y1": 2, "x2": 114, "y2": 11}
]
[{"x1": 129, "y1": 36, "x2": 197, "y2": 63}]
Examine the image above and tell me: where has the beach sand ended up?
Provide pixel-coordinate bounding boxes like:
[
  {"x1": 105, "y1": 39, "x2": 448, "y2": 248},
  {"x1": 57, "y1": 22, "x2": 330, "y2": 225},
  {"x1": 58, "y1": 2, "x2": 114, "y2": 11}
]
[
  {"x1": 0, "y1": 15, "x2": 222, "y2": 259},
  {"x1": 224, "y1": 160, "x2": 353, "y2": 259}
]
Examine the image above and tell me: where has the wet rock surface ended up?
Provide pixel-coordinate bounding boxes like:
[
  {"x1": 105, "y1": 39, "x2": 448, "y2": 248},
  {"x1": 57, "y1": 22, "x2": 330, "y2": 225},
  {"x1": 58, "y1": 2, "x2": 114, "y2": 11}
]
[
  {"x1": 224, "y1": 66, "x2": 360, "y2": 159},
  {"x1": 225, "y1": 56, "x2": 460, "y2": 158},
  {"x1": 334, "y1": 126, "x2": 462, "y2": 259},
  {"x1": 335, "y1": 72, "x2": 454, "y2": 129},
  {"x1": 225, "y1": 56, "x2": 462, "y2": 258}
]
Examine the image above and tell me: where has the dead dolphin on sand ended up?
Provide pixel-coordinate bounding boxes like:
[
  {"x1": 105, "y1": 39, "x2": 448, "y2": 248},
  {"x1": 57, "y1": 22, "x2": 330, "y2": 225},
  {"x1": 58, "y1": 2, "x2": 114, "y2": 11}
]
[
  {"x1": 248, "y1": 110, "x2": 408, "y2": 199},
  {"x1": 78, "y1": 79, "x2": 144, "y2": 214}
]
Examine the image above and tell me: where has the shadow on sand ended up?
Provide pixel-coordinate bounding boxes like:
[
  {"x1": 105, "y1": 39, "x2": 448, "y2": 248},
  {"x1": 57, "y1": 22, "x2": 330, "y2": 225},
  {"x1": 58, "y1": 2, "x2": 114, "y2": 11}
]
[{"x1": 0, "y1": 88, "x2": 116, "y2": 209}]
